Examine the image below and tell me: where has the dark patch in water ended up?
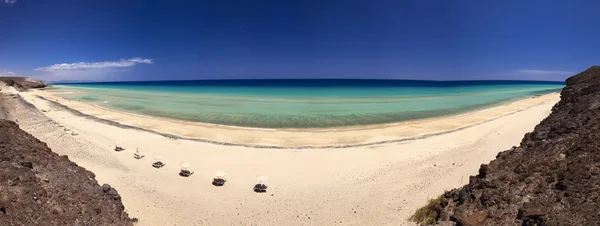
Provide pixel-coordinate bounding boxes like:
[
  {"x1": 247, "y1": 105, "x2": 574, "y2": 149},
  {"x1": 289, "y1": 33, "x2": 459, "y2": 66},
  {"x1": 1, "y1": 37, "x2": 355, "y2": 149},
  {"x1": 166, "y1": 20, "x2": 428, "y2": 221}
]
[{"x1": 78, "y1": 96, "x2": 101, "y2": 101}]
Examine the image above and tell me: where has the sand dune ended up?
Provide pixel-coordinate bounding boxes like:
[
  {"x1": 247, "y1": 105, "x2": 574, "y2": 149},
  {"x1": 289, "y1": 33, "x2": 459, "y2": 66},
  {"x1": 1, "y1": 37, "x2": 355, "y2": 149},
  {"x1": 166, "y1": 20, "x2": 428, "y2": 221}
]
[{"x1": 2, "y1": 89, "x2": 559, "y2": 225}]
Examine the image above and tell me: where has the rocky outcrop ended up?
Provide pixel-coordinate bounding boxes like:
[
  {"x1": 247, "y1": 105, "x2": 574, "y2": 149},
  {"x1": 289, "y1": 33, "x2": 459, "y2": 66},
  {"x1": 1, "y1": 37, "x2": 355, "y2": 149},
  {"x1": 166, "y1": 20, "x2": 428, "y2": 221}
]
[
  {"x1": 0, "y1": 117, "x2": 134, "y2": 225},
  {"x1": 0, "y1": 77, "x2": 47, "y2": 91},
  {"x1": 427, "y1": 66, "x2": 600, "y2": 225}
]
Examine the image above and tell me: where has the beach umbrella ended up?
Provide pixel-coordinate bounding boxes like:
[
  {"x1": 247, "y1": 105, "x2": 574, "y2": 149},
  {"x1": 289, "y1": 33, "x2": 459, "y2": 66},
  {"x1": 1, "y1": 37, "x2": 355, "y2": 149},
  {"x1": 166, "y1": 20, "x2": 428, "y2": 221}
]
[
  {"x1": 180, "y1": 162, "x2": 191, "y2": 170},
  {"x1": 215, "y1": 171, "x2": 226, "y2": 179},
  {"x1": 256, "y1": 175, "x2": 268, "y2": 184}
]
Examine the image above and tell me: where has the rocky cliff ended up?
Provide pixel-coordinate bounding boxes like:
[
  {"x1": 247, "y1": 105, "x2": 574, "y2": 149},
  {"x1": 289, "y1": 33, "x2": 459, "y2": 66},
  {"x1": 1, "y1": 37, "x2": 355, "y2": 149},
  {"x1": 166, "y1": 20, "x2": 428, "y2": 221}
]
[
  {"x1": 420, "y1": 66, "x2": 600, "y2": 225},
  {"x1": 0, "y1": 104, "x2": 134, "y2": 225},
  {"x1": 0, "y1": 77, "x2": 47, "y2": 91}
]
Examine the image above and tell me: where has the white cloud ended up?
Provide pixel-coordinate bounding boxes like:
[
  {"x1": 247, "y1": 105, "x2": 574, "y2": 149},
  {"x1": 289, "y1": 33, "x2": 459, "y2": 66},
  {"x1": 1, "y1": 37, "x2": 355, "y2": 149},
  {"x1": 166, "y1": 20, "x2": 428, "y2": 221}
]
[
  {"x1": 516, "y1": 69, "x2": 572, "y2": 75},
  {"x1": 4, "y1": 0, "x2": 17, "y2": 4},
  {"x1": 34, "y1": 57, "x2": 153, "y2": 72},
  {"x1": 0, "y1": 70, "x2": 16, "y2": 76},
  {"x1": 128, "y1": 58, "x2": 153, "y2": 64}
]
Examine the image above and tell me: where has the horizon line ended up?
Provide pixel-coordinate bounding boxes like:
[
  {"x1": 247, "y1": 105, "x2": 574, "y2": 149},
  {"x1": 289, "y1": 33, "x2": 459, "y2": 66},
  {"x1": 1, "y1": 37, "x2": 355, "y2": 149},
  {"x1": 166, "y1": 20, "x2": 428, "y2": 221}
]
[{"x1": 47, "y1": 78, "x2": 567, "y2": 84}]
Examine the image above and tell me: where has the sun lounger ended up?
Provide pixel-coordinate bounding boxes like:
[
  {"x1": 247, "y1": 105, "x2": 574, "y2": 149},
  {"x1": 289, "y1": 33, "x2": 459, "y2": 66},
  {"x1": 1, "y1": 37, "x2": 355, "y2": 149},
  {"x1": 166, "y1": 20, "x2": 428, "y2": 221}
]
[
  {"x1": 178, "y1": 163, "x2": 193, "y2": 177},
  {"x1": 152, "y1": 161, "x2": 165, "y2": 168},
  {"x1": 152, "y1": 156, "x2": 165, "y2": 168},
  {"x1": 212, "y1": 178, "x2": 226, "y2": 186},
  {"x1": 253, "y1": 176, "x2": 268, "y2": 192},
  {"x1": 253, "y1": 184, "x2": 268, "y2": 193},
  {"x1": 114, "y1": 146, "x2": 125, "y2": 152},
  {"x1": 212, "y1": 171, "x2": 227, "y2": 186},
  {"x1": 179, "y1": 169, "x2": 194, "y2": 177}
]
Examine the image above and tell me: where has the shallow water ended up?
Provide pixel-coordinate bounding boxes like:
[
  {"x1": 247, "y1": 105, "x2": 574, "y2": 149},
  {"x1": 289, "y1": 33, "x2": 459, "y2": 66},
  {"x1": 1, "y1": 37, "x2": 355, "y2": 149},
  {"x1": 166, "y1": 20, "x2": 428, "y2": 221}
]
[{"x1": 51, "y1": 80, "x2": 564, "y2": 128}]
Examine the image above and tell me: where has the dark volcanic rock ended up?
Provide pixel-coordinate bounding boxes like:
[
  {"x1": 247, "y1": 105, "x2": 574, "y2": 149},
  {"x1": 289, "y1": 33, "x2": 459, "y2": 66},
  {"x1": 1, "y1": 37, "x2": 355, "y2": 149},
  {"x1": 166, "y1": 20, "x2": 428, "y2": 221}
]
[
  {"x1": 430, "y1": 66, "x2": 600, "y2": 226},
  {"x1": 0, "y1": 118, "x2": 133, "y2": 225},
  {"x1": 0, "y1": 77, "x2": 47, "y2": 91},
  {"x1": 18, "y1": 161, "x2": 33, "y2": 168}
]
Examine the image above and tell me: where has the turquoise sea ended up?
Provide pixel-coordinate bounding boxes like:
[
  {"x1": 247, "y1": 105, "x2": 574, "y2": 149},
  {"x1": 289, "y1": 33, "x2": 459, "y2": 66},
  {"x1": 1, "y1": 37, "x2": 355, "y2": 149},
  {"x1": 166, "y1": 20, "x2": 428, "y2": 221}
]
[{"x1": 50, "y1": 80, "x2": 564, "y2": 128}]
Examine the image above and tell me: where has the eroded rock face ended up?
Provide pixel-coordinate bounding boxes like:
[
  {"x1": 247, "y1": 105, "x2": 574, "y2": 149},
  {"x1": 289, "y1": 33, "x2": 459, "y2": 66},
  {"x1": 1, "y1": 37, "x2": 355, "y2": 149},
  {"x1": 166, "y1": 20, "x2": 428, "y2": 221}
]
[
  {"x1": 0, "y1": 118, "x2": 133, "y2": 225},
  {"x1": 0, "y1": 77, "x2": 47, "y2": 91},
  {"x1": 431, "y1": 66, "x2": 600, "y2": 226}
]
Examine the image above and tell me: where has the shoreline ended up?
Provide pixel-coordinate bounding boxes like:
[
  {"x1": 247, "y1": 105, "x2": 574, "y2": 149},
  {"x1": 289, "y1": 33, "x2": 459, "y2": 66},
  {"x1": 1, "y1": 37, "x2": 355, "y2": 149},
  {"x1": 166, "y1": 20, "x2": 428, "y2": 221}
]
[
  {"x1": 37, "y1": 93, "x2": 557, "y2": 149},
  {"x1": 47, "y1": 85, "x2": 559, "y2": 132},
  {"x1": 31, "y1": 90, "x2": 559, "y2": 149},
  {"x1": 30, "y1": 89, "x2": 560, "y2": 148}
]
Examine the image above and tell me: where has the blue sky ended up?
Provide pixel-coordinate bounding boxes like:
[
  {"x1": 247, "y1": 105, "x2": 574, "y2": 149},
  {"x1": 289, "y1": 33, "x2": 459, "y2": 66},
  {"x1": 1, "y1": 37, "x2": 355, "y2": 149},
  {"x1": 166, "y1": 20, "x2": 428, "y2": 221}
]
[{"x1": 0, "y1": 0, "x2": 598, "y2": 82}]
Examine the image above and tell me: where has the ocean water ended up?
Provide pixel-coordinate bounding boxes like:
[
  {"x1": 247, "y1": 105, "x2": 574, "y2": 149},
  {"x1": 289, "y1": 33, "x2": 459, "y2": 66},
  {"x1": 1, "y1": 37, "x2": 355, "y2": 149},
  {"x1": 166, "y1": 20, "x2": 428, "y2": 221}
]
[{"x1": 50, "y1": 80, "x2": 564, "y2": 128}]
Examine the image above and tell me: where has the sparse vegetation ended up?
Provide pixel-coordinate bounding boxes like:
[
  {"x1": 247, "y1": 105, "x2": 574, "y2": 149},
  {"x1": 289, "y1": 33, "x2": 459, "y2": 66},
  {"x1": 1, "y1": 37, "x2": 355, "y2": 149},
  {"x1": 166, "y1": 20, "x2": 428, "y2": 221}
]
[{"x1": 409, "y1": 196, "x2": 442, "y2": 225}]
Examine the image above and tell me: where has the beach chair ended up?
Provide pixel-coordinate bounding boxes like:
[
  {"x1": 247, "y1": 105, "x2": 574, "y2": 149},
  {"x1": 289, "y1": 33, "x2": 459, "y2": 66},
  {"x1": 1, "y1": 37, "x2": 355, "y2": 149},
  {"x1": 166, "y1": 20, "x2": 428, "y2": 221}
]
[
  {"x1": 179, "y1": 163, "x2": 194, "y2": 177},
  {"x1": 114, "y1": 146, "x2": 125, "y2": 152},
  {"x1": 212, "y1": 171, "x2": 227, "y2": 186},
  {"x1": 253, "y1": 176, "x2": 268, "y2": 193},
  {"x1": 133, "y1": 149, "x2": 145, "y2": 159},
  {"x1": 152, "y1": 161, "x2": 165, "y2": 168},
  {"x1": 152, "y1": 156, "x2": 165, "y2": 168},
  {"x1": 179, "y1": 169, "x2": 193, "y2": 177},
  {"x1": 71, "y1": 131, "x2": 78, "y2": 136}
]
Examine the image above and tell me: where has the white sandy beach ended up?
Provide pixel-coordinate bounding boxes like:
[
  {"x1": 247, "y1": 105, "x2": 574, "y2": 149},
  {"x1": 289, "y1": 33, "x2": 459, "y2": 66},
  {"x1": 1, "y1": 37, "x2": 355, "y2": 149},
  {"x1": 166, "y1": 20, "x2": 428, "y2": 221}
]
[{"x1": 0, "y1": 85, "x2": 560, "y2": 225}]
